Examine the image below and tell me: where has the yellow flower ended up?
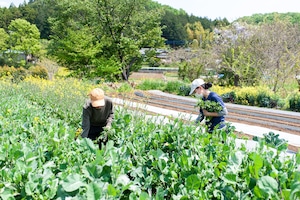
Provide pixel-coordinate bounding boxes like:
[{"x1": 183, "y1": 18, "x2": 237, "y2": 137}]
[{"x1": 34, "y1": 117, "x2": 39, "y2": 122}]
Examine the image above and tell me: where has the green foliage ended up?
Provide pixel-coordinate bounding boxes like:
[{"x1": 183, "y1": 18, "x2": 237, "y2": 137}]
[
  {"x1": 220, "y1": 47, "x2": 259, "y2": 87},
  {"x1": 231, "y1": 87, "x2": 279, "y2": 108},
  {"x1": 253, "y1": 132, "x2": 288, "y2": 152},
  {"x1": 163, "y1": 80, "x2": 187, "y2": 94},
  {"x1": 147, "y1": 57, "x2": 161, "y2": 68},
  {"x1": 0, "y1": 28, "x2": 9, "y2": 51},
  {"x1": 49, "y1": 0, "x2": 164, "y2": 81},
  {"x1": 90, "y1": 57, "x2": 122, "y2": 82},
  {"x1": 0, "y1": 65, "x2": 27, "y2": 82},
  {"x1": 8, "y1": 18, "x2": 41, "y2": 56},
  {"x1": 28, "y1": 65, "x2": 48, "y2": 79},
  {"x1": 178, "y1": 85, "x2": 191, "y2": 96},
  {"x1": 136, "y1": 79, "x2": 166, "y2": 91},
  {"x1": 221, "y1": 91, "x2": 236, "y2": 103},
  {"x1": 136, "y1": 79, "x2": 189, "y2": 95},
  {"x1": 237, "y1": 12, "x2": 300, "y2": 25},
  {"x1": 0, "y1": 78, "x2": 299, "y2": 199},
  {"x1": 256, "y1": 91, "x2": 279, "y2": 108},
  {"x1": 196, "y1": 98, "x2": 223, "y2": 112},
  {"x1": 288, "y1": 92, "x2": 300, "y2": 112},
  {"x1": 116, "y1": 82, "x2": 134, "y2": 93},
  {"x1": 178, "y1": 60, "x2": 204, "y2": 82}
]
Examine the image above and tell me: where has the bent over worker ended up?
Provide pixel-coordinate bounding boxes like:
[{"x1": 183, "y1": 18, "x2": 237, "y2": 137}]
[
  {"x1": 81, "y1": 88, "x2": 114, "y2": 147},
  {"x1": 189, "y1": 78, "x2": 228, "y2": 133}
]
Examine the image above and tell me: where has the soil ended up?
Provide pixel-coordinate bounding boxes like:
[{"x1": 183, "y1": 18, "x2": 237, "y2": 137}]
[{"x1": 130, "y1": 72, "x2": 166, "y2": 80}]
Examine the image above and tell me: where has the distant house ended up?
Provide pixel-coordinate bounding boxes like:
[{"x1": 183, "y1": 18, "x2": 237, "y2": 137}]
[
  {"x1": 0, "y1": 49, "x2": 26, "y2": 62},
  {"x1": 139, "y1": 48, "x2": 171, "y2": 63},
  {"x1": 0, "y1": 50, "x2": 36, "y2": 63}
]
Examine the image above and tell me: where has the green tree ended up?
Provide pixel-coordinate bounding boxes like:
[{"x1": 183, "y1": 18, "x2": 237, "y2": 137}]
[
  {"x1": 160, "y1": 9, "x2": 188, "y2": 46},
  {"x1": 221, "y1": 47, "x2": 258, "y2": 86},
  {"x1": 49, "y1": 0, "x2": 164, "y2": 81},
  {"x1": 8, "y1": 18, "x2": 41, "y2": 59},
  {"x1": 18, "y1": 3, "x2": 38, "y2": 26},
  {"x1": 186, "y1": 21, "x2": 213, "y2": 49},
  {"x1": 212, "y1": 22, "x2": 259, "y2": 87},
  {"x1": 28, "y1": 0, "x2": 55, "y2": 39},
  {"x1": 0, "y1": 28, "x2": 9, "y2": 51},
  {"x1": 0, "y1": 7, "x2": 15, "y2": 30}
]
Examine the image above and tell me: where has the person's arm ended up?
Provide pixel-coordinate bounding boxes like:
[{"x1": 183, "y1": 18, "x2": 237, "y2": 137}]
[
  {"x1": 81, "y1": 108, "x2": 90, "y2": 138},
  {"x1": 218, "y1": 107, "x2": 228, "y2": 116},
  {"x1": 203, "y1": 109, "x2": 218, "y2": 117},
  {"x1": 195, "y1": 109, "x2": 204, "y2": 124},
  {"x1": 105, "y1": 101, "x2": 114, "y2": 128},
  {"x1": 203, "y1": 107, "x2": 227, "y2": 117}
]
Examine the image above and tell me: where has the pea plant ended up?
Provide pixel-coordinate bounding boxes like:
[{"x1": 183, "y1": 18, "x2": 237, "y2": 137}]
[
  {"x1": 0, "y1": 78, "x2": 299, "y2": 200},
  {"x1": 195, "y1": 98, "x2": 223, "y2": 122}
]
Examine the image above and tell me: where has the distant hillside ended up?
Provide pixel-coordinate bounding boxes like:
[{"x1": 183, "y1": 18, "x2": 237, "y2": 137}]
[{"x1": 235, "y1": 12, "x2": 300, "y2": 24}]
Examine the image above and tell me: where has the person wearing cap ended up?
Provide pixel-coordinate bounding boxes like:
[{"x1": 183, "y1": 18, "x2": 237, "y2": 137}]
[
  {"x1": 189, "y1": 78, "x2": 228, "y2": 133},
  {"x1": 81, "y1": 88, "x2": 114, "y2": 146}
]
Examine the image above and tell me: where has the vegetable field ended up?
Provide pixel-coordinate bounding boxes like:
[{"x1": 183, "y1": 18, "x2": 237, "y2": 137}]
[{"x1": 0, "y1": 78, "x2": 300, "y2": 199}]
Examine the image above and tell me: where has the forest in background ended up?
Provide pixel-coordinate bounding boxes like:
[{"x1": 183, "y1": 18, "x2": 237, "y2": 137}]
[{"x1": 0, "y1": 0, "x2": 229, "y2": 42}]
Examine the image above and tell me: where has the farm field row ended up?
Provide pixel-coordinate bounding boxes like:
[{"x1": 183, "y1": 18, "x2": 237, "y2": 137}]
[
  {"x1": 0, "y1": 78, "x2": 300, "y2": 199},
  {"x1": 110, "y1": 93, "x2": 300, "y2": 152}
]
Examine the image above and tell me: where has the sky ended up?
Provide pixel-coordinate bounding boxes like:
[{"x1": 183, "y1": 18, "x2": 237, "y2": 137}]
[
  {"x1": 1, "y1": 0, "x2": 300, "y2": 22},
  {"x1": 0, "y1": 0, "x2": 27, "y2": 8},
  {"x1": 154, "y1": 0, "x2": 300, "y2": 21}
]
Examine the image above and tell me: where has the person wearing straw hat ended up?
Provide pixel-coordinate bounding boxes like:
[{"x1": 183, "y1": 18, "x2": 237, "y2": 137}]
[
  {"x1": 189, "y1": 78, "x2": 228, "y2": 133},
  {"x1": 81, "y1": 88, "x2": 114, "y2": 147}
]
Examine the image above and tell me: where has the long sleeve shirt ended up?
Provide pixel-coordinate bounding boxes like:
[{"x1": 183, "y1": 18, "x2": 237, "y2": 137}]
[{"x1": 81, "y1": 97, "x2": 114, "y2": 138}]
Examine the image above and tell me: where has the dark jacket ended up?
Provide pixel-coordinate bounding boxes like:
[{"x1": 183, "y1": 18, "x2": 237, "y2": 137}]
[
  {"x1": 205, "y1": 92, "x2": 227, "y2": 131},
  {"x1": 195, "y1": 92, "x2": 228, "y2": 132},
  {"x1": 81, "y1": 97, "x2": 114, "y2": 138}
]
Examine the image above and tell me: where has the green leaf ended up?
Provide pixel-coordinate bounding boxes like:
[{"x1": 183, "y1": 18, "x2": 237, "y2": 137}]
[
  {"x1": 86, "y1": 182, "x2": 102, "y2": 200},
  {"x1": 25, "y1": 181, "x2": 38, "y2": 196},
  {"x1": 256, "y1": 176, "x2": 278, "y2": 197},
  {"x1": 223, "y1": 173, "x2": 237, "y2": 185},
  {"x1": 100, "y1": 165, "x2": 112, "y2": 183},
  {"x1": 44, "y1": 179, "x2": 59, "y2": 199},
  {"x1": 107, "y1": 184, "x2": 118, "y2": 197},
  {"x1": 186, "y1": 174, "x2": 201, "y2": 190},
  {"x1": 0, "y1": 188, "x2": 16, "y2": 200},
  {"x1": 81, "y1": 138, "x2": 97, "y2": 153},
  {"x1": 250, "y1": 153, "x2": 263, "y2": 179},
  {"x1": 155, "y1": 187, "x2": 166, "y2": 199},
  {"x1": 281, "y1": 189, "x2": 290, "y2": 199},
  {"x1": 139, "y1": 191, "x2": 150, "y2": 200},
  {"x1": 61, "y1": 174, "x2": 86, "y2": 192},
  {"x1": 123, "y1": 114, "x2": 132, "y2": 123},
  {"x1": 291, "y1": 181, "x2": 300, "y2": 200}
]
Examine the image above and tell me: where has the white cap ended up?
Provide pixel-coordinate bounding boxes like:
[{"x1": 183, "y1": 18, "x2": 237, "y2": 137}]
[{"x1": 189, "y1": 78, "x2": 205, "y2": 95}]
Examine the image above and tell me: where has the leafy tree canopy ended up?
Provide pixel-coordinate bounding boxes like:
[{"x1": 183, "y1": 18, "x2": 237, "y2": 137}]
[
  {"x1": 8, "y1": 18, "x2": 41, "y2": 56},
  {"x1": 236, "y1": 12, "x2": 300, "y2": 25},
  {"x1": 48, "y1": 0, "x2": 165, "y2": 81}
]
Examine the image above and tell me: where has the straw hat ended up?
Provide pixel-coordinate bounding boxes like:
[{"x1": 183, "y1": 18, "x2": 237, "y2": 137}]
[{"x1": 89, "y1": 88, "x2": 105, "y2": 107}]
